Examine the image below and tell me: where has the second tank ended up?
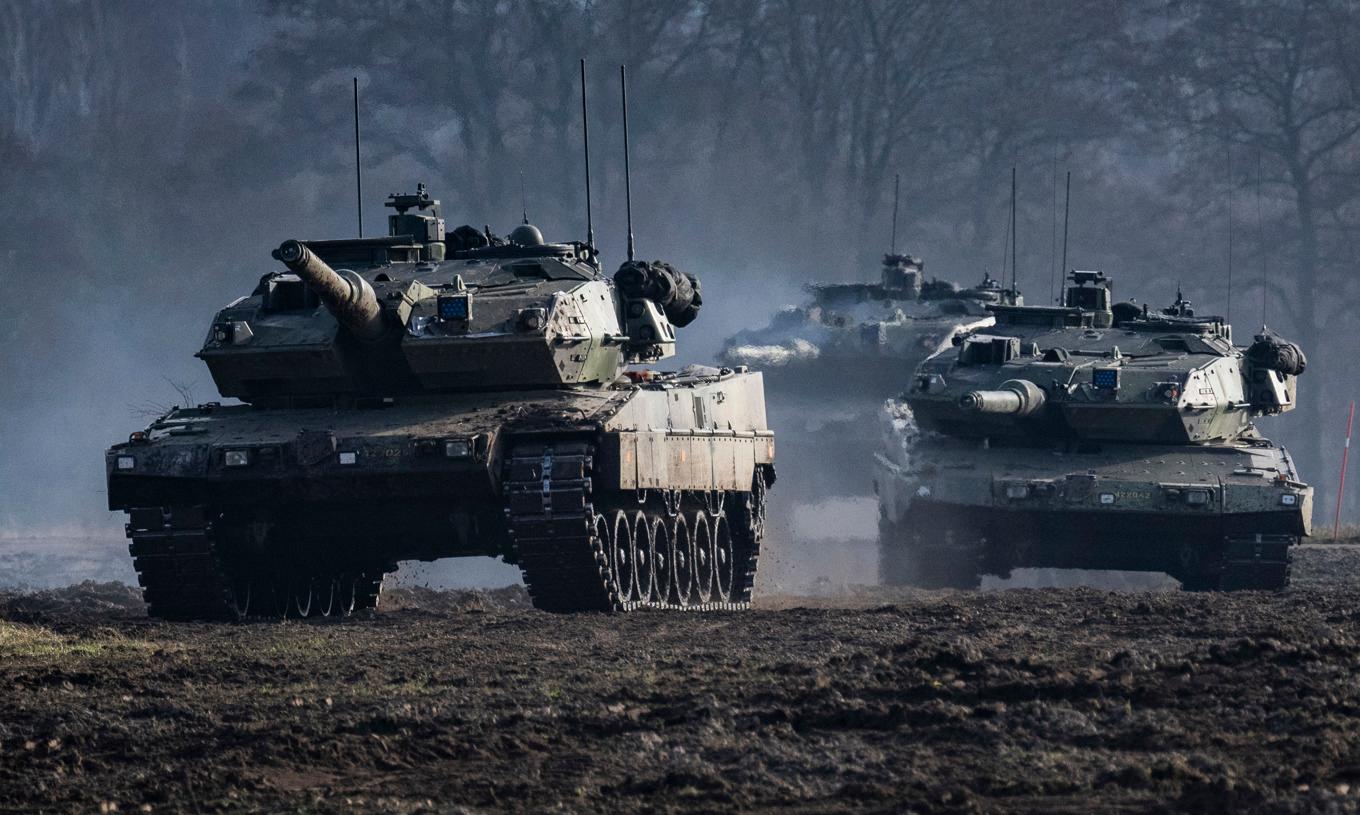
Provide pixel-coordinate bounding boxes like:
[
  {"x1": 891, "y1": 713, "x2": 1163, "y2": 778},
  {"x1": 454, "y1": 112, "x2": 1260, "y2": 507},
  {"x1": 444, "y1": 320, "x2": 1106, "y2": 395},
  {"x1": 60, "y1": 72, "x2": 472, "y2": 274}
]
[{"x1": 876, "y1": 270, "x2": 1311, "y2": 590}]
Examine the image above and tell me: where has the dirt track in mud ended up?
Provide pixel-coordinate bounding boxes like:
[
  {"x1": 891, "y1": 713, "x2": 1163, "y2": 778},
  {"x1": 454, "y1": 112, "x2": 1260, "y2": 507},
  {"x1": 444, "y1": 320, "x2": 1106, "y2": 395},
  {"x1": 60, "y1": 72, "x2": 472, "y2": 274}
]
[{"x1": 2, "y1": 547, "x2": 1360, "y2": 814}]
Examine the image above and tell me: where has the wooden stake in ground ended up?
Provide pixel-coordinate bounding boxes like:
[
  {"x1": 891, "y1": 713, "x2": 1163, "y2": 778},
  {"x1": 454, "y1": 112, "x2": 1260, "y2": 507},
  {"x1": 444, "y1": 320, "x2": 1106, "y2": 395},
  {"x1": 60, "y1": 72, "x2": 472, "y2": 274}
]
[{"x1": 1335, "y1": 400, "x2": 1355, "y2": 540}]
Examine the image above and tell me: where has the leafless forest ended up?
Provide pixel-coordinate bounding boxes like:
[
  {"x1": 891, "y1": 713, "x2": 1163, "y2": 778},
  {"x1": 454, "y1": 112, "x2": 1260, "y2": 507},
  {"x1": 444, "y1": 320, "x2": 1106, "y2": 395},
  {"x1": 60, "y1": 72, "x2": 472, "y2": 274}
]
[{"x1": 2, "y1": 0, "x2": 1360, "y2": 533}]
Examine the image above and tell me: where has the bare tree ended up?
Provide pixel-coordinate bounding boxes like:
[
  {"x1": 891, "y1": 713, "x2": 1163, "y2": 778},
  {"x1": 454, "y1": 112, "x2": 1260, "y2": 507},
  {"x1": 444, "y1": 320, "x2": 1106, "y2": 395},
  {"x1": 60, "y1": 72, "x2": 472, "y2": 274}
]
[{"x1": 1132, "y1": 0, "x2": 1360, "y2": 476}]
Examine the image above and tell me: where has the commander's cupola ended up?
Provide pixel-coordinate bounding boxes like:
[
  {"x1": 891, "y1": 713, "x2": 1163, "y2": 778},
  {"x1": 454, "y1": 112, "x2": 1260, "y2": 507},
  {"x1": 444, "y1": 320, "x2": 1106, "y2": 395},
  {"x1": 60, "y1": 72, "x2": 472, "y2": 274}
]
[{"x1": 386, "y1": 183, "x2": 447, "y2": 261}]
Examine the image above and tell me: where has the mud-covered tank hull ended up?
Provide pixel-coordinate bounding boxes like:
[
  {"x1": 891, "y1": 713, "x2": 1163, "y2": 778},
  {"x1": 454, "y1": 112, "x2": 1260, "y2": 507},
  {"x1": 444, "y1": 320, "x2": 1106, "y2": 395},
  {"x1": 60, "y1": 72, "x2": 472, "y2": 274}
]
[
  {"x1": 875, "y1": 427, "x2": 1312, "y2": 591},
  {"x1": 107, "y1": 369, "x2": 774, "y2": 619}
]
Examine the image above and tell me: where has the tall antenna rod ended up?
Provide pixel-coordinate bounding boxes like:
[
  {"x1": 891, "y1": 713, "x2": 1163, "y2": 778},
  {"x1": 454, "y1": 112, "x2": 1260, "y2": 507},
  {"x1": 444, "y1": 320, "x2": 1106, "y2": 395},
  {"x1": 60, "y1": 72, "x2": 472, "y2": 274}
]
[
  {"x1": 619, "y1": 64, "x2": 635, "y2": 262},
  {"x1": 353, "y1": 77, "x2": 363, "y2": 238},
  {"x1": 1256, "y1": 149, "x2": 1268, "y2": 327},
  {"x1": 1226, "y1": 145, "x2": 1234, "y2": 324},
  {"x1": 520, "y1": 169, "x2": 528, "y2": 224},
  {"x1": 999, "y1": 197, "x2": 1011, "y2": 282},
  {"x1": 1049, "y1": 150, "x2": 1058, "y2": 304},
  {"x1": 1010, "y1": 166, "x2": 1018, "y2": 293},
  {"x1": 890, "y1": 172, "x2": 900, "y2": 254},
  {"x1": 1060, "y1": 171, "x2": 1071, "y2": 296},
  {"x1": 580, "y1": 58, "x2": 595, "y2": 248}
]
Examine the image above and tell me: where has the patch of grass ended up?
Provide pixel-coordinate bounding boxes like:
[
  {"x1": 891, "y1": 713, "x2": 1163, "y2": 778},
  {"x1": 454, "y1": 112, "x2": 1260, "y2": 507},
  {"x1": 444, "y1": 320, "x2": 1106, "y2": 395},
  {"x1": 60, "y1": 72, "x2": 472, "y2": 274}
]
[{"x1": 0, "y1": 621, "x2": 154, "y2": 659}]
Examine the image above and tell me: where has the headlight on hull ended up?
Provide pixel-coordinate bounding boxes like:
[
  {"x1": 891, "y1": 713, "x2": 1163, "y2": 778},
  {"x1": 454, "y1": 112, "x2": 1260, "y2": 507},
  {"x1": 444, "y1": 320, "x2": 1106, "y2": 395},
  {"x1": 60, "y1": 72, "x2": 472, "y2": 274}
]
[
  {"x1": 1281, "y1": 493, "x2": 1299, "y2": 506},
  {"x1": 445, "y1": 439, "x2": 473, "y2": 459},
  {"x1": 224, "y1": 450, "x2": 250, "y2": 468},
  {"x1": 1184, "y1": 489, "x2": 1211, "y2": 505},
  {"x1": 116, "y1": 455, "x2": 136, "y2": 471}
]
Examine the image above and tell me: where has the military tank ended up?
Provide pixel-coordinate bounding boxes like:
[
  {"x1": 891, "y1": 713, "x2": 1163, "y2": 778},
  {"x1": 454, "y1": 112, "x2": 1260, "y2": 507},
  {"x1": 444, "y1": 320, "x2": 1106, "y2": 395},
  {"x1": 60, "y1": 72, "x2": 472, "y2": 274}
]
[
  {"x1": 876, "y1": 270, "x2": 1311, "y2": 591},
  {"x1": 719, "y1": 252, "x2": 1015, "y2": 500},
  {"x1": 104, "y1": 185, "x2": 774, "y2": 619}
]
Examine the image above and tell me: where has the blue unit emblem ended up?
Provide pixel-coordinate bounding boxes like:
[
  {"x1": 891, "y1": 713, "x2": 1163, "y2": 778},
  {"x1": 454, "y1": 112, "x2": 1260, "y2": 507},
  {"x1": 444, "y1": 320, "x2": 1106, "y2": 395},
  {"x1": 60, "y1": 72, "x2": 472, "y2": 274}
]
[
  {"x1": 1092, "y1": 368, "x2": 1119, "y2": 389},
  {"x1": 438, "y1": 294, "x2": 471, "y2": 321}
]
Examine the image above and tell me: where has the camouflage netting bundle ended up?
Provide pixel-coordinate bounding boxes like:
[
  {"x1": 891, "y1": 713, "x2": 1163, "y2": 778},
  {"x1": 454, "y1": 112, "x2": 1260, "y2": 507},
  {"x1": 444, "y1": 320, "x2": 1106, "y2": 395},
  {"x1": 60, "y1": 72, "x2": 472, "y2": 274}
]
[
  {"x1": 1248, "y1": 332, "x2": 1308, "y2": 376},
  {"x1": 613, "y1": 260, "x2": 703, "y2": 327},
  {"x1": 449, "y1": 224, "x2": 490, "y2": 251}
]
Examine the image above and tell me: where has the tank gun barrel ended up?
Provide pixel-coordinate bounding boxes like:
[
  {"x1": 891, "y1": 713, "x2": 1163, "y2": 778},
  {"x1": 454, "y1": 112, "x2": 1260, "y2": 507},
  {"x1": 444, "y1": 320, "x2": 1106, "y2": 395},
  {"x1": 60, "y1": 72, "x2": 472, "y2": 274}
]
[
  {"x1": 958, "y1": 379, "x2": 1046, "y2": 416},
  {"x1": 275, "y1": 240, "x2": 387, "y2": 340}
]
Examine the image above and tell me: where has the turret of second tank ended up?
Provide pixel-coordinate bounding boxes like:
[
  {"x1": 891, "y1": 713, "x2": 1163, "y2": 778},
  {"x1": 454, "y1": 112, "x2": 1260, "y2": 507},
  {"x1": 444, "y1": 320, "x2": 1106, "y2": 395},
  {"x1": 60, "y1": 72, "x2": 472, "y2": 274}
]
[{"x1": 906, "y1": 271, "x2": 1306, "y2": 445}]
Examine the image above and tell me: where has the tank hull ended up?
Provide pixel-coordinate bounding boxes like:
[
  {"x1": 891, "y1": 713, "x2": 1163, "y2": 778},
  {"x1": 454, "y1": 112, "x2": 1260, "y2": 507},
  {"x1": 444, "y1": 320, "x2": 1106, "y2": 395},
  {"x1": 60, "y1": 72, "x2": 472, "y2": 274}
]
[
  {"x1": 875, "y1": 431, "x2": 1312, "y2": 590},
  {"x1": 107, "y1": 369, "x2": 774, "y2": 618}
]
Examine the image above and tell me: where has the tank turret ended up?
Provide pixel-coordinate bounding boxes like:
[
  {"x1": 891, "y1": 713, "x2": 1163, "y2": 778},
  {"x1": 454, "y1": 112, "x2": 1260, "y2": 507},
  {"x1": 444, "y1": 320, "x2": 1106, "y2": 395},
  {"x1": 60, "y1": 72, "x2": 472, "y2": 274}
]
[
  {"x1": 908, "y1": 271, "x2": 1299, "y2": 443},
  {"x1": 273, "y1": 240, "x2": 387, "y2": 341},
  {"x1": 197, "y1": 186, "x2": 711, "y2": 399}
]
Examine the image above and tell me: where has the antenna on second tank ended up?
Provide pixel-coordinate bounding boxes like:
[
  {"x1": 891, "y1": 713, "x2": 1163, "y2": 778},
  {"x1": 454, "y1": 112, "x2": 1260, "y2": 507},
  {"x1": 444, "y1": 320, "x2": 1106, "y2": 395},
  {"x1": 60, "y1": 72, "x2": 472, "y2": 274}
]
[
  {"x1": 1060, "y1": 171, "x2": 1071, "y2": 301},
  {"x1": 520, "y1": 169, "x2": 528, "y2": 225},
  {"x1": 1010, "y1": 166, "x2": 1018, "y2": 294},
  {"x1": 580, "y1": 58, "x2": 595, "y2": 249},
  {"x1": 352, "y1": 77, "x2": 363, "y2": 238},
  {"x1": 890, "y1": 172, "x2": 900, "y2": 255},
  {"x1": 620, "y1": 64, "x2": 635, "y2": 262}
]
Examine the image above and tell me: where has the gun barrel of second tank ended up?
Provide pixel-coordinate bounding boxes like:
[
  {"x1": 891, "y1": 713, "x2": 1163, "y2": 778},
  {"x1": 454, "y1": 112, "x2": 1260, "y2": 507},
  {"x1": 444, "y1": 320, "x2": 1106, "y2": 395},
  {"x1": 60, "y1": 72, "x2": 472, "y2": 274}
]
[
  {"x1": 958, "y1": 379, "x2": 1046, "y2": 416},
  {"x1": 275, "y1": 240, "x2": 386, "y2": 340}
]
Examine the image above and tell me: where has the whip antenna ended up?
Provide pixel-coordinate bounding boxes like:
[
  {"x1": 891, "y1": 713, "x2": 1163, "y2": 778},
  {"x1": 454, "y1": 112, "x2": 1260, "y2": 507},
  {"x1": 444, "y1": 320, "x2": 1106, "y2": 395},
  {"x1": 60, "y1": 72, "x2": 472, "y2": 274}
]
[
  {"x1": 1060, "y1": 171, "x2": 1071, "y2": 299},
  {"x1": 890, "y1": 173, "x2": 900, "y2": 254},
  {"x1": 353, "y1": 77, "x2": 363, "y2": 238},
  {"x1": 580, "y1": 59, "x2": 595, "y2": 248},
  {"x1": 1256, "y1": 149, "x2": 1268, "y2": 328},
  {"x1": 620, "y1": 64, "x2": 635, "y2": 262},
  {"x1": 1010, "y1": 166, "x2": 1018, "y2": 293},
  {"x1": 520, "y1": 169, "x2": 528, "y2": 224},
  {"x1": 1049, "y1": 150, "x2": 1058, "y2": 303},
  {"x1": 1226, "y1": 145, "x2": 1234, "y2": 324}
]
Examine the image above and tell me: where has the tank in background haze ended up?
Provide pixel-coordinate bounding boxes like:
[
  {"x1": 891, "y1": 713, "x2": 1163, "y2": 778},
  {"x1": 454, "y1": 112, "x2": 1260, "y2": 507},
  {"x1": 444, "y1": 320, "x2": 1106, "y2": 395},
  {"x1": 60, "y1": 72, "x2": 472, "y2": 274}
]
[
  {"x1": 719, "y1": 253, "x2": 1016, "y2": 502},
  {"x1": 105, "y1": 185, "x2": 774, "y2": 619},
  {"x1": 876, "y1": 270, "x2": 1311, "y2": 591}
]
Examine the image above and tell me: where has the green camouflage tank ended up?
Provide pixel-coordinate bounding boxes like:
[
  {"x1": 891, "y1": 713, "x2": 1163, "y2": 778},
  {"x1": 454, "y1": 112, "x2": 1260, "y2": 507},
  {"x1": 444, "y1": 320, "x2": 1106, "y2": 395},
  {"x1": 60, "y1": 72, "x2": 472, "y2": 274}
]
[
  {"x1": 105, "y1": 186, "x2": 774, "y2": 619},
  {"x1": 876, "y1": 270, "x2": 1310, "y2": 590}
]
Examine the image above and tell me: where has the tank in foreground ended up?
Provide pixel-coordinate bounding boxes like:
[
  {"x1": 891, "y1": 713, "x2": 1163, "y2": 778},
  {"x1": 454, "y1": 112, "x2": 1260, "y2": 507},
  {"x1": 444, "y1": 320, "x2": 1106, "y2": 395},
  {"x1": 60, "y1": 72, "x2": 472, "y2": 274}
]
[
  {"x1": 719, "y1": 253, "x2": 1013, "y2": 501},
  {"x1": 876, "y1": 270, "x2": 1311, "y2": 590},
  {"x1": 105, "y1": 187, "x2": 774, "y2": 619}
]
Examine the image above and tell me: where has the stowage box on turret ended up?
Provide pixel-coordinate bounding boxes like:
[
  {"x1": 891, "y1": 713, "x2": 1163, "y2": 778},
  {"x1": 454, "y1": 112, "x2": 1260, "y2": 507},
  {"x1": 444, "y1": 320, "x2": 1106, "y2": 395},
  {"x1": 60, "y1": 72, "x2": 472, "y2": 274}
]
[
  {"x1": 105, "y1": 186, "x2": 774, "y2": 619},
  {"x1": 876, "y1": 270, "x2": 1311, "y2": 590}
]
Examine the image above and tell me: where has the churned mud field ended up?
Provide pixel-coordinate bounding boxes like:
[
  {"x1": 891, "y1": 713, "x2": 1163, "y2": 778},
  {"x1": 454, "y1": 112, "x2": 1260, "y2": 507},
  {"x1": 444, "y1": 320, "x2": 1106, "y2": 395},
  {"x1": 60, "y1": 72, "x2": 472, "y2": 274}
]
[{"x1": 3, "y1": 547, "x2": 1360, "y2": 814}]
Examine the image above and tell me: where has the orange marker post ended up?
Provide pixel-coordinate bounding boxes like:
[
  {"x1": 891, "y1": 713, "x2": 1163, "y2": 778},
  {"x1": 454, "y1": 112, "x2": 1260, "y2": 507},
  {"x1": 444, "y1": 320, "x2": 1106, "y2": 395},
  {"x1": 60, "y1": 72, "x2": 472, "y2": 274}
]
[{"x1": 1335, "y1": 400, "x2": 1356, "y2": 540}]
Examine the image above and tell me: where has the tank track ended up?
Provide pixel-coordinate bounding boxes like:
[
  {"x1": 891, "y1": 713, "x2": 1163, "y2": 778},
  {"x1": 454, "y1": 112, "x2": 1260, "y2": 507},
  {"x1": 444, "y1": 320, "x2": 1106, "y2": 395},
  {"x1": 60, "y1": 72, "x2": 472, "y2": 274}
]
[
  {"x1": 126, "y1": 505, "x2": 384, "y2": 621},
  {"x1": 503, "y1": 440, "x2": 764, "y2": 612},
  {"x1": 877, "y1": 512, "x2": 983, "y2": 590},
  {"x1": 1183, "y1": 534, "x2": 1294, "y2": 592}
]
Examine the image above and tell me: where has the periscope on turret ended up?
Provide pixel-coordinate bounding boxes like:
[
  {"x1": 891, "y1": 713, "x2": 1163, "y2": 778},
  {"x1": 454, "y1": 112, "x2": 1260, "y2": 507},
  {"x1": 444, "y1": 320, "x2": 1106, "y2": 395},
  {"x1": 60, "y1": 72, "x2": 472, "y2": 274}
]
[
  {"x1": 104, "y1": 184, "x2": 775, "y2": 620},
  {"x1": 875, "y1": 269, "x2": 1311, "y2": 591}
]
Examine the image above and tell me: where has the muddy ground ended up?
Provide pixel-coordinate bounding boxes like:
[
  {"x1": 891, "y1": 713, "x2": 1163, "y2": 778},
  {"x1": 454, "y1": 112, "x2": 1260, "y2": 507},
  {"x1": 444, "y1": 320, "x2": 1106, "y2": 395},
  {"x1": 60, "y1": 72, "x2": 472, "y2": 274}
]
[{"x1": 2, "y1": 547, "x2": 1360, "y2": 814}]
